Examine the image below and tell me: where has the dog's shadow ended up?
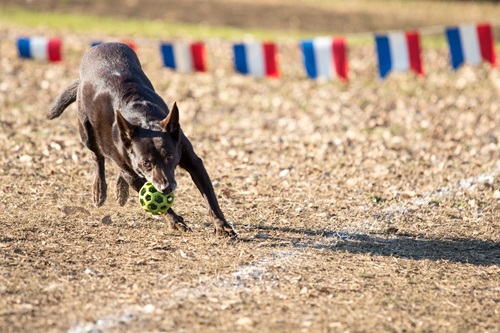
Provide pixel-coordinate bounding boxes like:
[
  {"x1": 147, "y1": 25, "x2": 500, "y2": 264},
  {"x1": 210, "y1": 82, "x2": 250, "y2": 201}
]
[{"x1": 241, "y1": 225, "x2": 500, "y2": 267}]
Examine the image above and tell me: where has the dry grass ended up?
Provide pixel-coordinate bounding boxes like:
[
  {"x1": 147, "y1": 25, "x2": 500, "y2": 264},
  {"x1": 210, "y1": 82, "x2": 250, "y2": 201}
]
[{"x1": 0, "y1": 5, "x2": 499, "y2": 333}]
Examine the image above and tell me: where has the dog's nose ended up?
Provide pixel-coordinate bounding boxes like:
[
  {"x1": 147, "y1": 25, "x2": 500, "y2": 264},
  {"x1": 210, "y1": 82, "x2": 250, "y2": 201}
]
[{"x1": 157, "y1": 182, "x2": 176, "y2": 194}]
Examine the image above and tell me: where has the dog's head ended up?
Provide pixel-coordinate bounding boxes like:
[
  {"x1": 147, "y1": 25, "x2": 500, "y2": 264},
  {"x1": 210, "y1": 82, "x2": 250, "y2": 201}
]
[{"x1": 116, "y1": 102, "x2": 181, "y2": 194}]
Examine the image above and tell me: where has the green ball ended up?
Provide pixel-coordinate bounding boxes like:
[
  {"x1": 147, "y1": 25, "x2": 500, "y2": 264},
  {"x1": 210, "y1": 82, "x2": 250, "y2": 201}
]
[{"x1": 138, "y1": 182, "x2": 174, "y2": 215}]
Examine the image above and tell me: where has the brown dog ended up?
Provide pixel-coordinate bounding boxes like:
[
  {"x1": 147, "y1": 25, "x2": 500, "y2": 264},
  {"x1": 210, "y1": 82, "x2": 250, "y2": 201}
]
[{"x1": 48, "y1": 42, "x2": 236, "y2": 237}]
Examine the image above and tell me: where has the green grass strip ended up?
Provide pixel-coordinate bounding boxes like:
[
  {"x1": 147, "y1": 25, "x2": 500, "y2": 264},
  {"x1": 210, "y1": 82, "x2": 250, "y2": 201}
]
[{"x1": 0, "y1": 6, "x2": 307, "y2": 40}]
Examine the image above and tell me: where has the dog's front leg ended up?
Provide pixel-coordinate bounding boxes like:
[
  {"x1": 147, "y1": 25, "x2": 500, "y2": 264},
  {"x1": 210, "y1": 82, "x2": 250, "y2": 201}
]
[{"x1": 180, "y1": 144, "x2": 237, "y2": 238}]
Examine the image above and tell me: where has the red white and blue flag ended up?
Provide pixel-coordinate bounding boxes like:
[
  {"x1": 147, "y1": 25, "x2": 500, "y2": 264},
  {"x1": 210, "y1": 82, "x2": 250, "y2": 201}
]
[
  {"x1": 233, "y1": 41, "x2": 279, "y2": 78},
  {"x1": 375, "y1": 31, "x2": 423, "y2": 78},
  {"x1": 91, "y1": 40, "x2": 137, "y2": 53},
  {"x1": 161, "y1": 41, "x2": 207, "y2": 73},
  {"x1": 445, "y1": 23, "x2": 496, "y2": 69},
  {"x1": 17, "y1": 37, "x2": 62, "y2": 62},
  {"x1": 300, "y1": 37, "x2": 348, "y2": 80}
]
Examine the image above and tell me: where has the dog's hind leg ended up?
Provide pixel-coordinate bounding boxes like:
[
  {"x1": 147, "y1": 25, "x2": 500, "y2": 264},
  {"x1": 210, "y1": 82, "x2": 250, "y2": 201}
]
[
  {"x1": 116, "y1": 174, "x2": 129, "y2": 206},
  {"x1": 78, "y1": 120, "x2": 107, "y2": 207}
]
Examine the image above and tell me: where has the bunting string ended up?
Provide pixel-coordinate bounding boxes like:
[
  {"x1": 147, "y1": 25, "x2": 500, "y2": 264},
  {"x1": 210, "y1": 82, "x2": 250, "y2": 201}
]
[{"x1": 7, "y1": 20, "x2": 500, "y2": 81}]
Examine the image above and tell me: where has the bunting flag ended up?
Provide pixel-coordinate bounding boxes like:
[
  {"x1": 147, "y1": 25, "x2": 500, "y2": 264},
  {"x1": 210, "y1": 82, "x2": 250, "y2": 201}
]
[
  {"x1": 233, "y1": 41, "x2": 279, "y2": 78},
  {"x1": 300, "y1": 37, "x2": 348, "y2": 80},
  {"x1": 17, "y1": 37, "x2": 62, "y2": 62},
  {"x1": 375, "y1": 31, "x2": 424, "y2": 78},
  {"x1": 91, "y1": 40, "x2": 137, "y2": 53},
  {"x1": 160, "y1": 41, "x2": 207, "y2": 73},
  {"x1": 121, "y1": 40, "x2": 137, "y2": 53},
  {"x1": 445, "y1": 23, "x2": 496, "y2": 69}
]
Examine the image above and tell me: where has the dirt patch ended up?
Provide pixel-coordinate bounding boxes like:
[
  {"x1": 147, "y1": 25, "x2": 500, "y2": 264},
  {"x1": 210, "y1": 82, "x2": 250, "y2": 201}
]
[{"x1": 0, "y1": 10, "x2": 499, "y2": 333}]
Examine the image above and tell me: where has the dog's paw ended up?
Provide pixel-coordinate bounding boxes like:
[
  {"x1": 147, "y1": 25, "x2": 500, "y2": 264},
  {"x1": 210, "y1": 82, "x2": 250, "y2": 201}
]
[
  {"x1": 214, "y1": 220, "x2": 237, "y2": 238},
  {"x1": 169, "y1": 219, "x2": 192, "y2": 232},
  {"x1": 116, "y1": 176, "x2": 129, "y2": 206},
  {"x1": 162, "y1": 213, "x2": 192, "y2": 232}
]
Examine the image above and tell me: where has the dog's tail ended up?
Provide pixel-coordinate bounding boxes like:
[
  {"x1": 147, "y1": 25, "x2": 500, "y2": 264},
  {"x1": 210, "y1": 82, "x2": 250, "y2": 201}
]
[{"x1": 47, "y1": 79, "x2": 79, "y2": 120}]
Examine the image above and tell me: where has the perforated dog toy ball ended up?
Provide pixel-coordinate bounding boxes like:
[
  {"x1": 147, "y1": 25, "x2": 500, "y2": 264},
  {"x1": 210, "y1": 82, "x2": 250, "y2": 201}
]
[{"x1": 138, "y1": 182, "x2": 174, "y2": 215}]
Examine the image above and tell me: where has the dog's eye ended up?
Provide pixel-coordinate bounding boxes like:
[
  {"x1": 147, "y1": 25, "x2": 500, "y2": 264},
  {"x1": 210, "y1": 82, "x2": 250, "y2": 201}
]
[
  {"x1": 166, "y1": 154, "x2": 174, "y2": 162},
  {"x1": 142, "y1": 160, "x2": 152, "y2": 169}
]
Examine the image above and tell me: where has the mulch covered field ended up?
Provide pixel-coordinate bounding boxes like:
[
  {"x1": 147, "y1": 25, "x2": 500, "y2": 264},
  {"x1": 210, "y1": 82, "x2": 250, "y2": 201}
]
[{"x1": 0, "y1": 15, "x2": 499, "y2": 333}]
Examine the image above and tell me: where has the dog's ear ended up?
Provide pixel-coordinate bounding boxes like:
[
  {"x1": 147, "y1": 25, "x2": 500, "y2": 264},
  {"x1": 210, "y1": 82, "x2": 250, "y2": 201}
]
[
  {"x1": 116, "y1": 111, "x2": 136, "y2": 146},
  {"x1": 160, "y1": 102, "x2": 180, "y2": 136}
]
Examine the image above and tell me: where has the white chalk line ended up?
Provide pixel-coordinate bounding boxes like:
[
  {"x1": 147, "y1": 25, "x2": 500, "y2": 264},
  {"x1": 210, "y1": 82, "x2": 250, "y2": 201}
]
[
  {"x1": 388, "y1": 167, "x2": 499, "y2": 213},
  {"x1": 68, "y1": 309, "x2": 143, "y2": 333},
  {"x1": 67, "y1": 250, "x2": 300, "y2": 333},
  {"x1": 298, "y1": 167, "x2": 500, "y2": 251},
  {"x1": 67, "y1": 167, "x2": 498, "y2": 332}
]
